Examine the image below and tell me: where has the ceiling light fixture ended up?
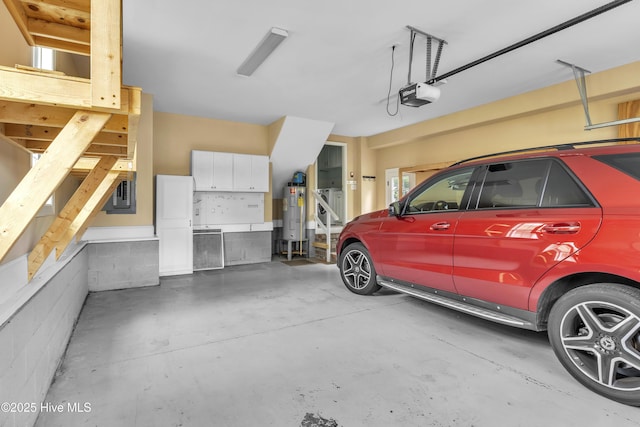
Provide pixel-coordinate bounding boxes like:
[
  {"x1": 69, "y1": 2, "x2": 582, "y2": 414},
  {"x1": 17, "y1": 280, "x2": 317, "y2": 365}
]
[{"x1": 237, "y1": 27, "x2": 288, "y2": 76}]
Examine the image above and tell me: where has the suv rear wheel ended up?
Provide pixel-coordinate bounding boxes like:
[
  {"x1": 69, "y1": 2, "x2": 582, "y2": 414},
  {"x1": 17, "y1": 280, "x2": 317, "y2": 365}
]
[
  {"x1": 339, "y1": 242, "x2": 381, "y2": 295},
  {"x1": 548, "y1": 283, "x2": 640, "y2": 406}
]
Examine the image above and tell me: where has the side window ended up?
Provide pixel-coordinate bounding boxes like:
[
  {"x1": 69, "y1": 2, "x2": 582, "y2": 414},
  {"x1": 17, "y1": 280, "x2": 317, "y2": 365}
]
[
  {"x1": 406, "y1": 169, "x2": 473, "y2": 213},
  {"x1": 540, "y1": 161, "x2": 593, "y2": 207},
  {"x1": 477, "y1": 160, "x2": 549, "y2": 209},
  {"x1": 593, "y1": 152, "x2": 640, "y2": 181},
  {"x1": 475, "y1": 158, "x2": 593, "y2": 210}
]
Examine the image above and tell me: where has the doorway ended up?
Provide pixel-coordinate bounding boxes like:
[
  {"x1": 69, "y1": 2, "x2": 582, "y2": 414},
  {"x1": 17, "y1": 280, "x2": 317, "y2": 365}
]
[
  {"x1": 316, "y1": 142, "x2": 346, "y2": 225},
  {"x1": 385, "y1": 168, "x2": 416, "y2": 205}
]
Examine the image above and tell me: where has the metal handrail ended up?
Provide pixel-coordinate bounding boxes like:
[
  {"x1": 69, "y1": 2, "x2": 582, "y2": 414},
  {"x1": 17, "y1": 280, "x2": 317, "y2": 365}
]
[{"x1": 311, "y1": 190, "x2": 340, "y2": 263}]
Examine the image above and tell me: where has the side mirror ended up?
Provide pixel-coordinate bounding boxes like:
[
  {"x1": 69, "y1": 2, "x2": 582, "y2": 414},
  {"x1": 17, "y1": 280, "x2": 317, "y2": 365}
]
[{"x1": 389, "y1": 201, "x2": 402, "y2": 217}]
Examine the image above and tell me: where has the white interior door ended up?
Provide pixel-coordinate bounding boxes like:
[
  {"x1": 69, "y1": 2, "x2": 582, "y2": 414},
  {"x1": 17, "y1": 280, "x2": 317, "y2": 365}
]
[{"x1": 157, "y1": 175, "x2": 193, "y2": 276}]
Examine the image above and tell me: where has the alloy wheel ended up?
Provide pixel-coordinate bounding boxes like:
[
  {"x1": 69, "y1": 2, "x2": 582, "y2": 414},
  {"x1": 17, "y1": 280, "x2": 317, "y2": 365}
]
[
  {"x1": 559, "y1": 300, "x2": 640, "y2": 391},
  {"x1": 341, "y1": 249, "x2": 372, "y2": 290}
]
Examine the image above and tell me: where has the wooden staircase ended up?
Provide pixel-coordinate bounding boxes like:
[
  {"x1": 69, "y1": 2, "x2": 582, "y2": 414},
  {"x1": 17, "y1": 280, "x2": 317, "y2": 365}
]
[
  {"x1": 0, "y1": 0, "x2": 141, "y2": 280},
  {"x1": 312, "y1": 232, "x2": 338, "y2": 264}
]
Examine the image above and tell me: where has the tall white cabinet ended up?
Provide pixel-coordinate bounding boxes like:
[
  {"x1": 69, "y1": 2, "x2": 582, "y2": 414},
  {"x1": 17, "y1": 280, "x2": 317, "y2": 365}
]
[{"x1": 156, "y1": 175, "x2": 193, "y2": 276}]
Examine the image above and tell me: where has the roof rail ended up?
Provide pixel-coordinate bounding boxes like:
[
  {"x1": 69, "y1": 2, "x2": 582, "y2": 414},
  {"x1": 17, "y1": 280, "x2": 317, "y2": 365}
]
[{"x1": 451, "y1": 137, "x2": 640, "y2": 166}]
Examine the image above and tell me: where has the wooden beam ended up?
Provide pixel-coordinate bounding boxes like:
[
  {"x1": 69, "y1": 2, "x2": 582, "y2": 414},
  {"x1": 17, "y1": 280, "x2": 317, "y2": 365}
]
[
  {"x1": 0, "y1": 67, "x2": 140, "y2": 114},
  {"x1": 27, "y1": 17, "x2": 91, "y2": 45},
  {"x1": 0, "y1": 100, "x2": 130, "y2": 133},
  {"x1": 0, "y1": 124, "x2": 30, "y2": 153},
  {"x1": 27, "y1": 1, "x2": 91, "y2": 14},
  {"x1": 58, "y1": 170, "x2": 123, "y2": 254},
  {"x1": 71, "y1": 158, "x2": 134, "y2": 182},
  {"x1": 26, "y1": 140, "x2": 127, "y2": 156},
  {"x1": 32, "y1": 36, "x2": 90, "y2": 55},
  {"x1": 5, "y1": 123, "x2": 127, "y2": 145},
  {"x1": 0, "y1": 110, "x2": 111, "y2": 262},
  {"x1": 127, "y1": 89, "x2": 141, "y2": 158},
  {"x1": 400, "y1": 160, "x2": 455, "y2": 174},
  {"x1": 618, "y1": 99, "x2": 640, "y2": 138},
  {"x1": 90, "y1": 0, "x2": 122, "y2": 109},
  {"x1": 73, "y1": 157, "x2": 135, "y2": 172},
  {"x1": 27, "y1": 156, "x2": 118, "y2": 279},
  {"x1": 25, "y1": 0, "x2": 91, "y2": 22},
  {"x1": 0, "y1": 65, "x2": 91, "y2": 108}
]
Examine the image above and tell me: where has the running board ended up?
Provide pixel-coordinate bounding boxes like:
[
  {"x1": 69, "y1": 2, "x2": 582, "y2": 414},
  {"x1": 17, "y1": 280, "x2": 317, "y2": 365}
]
[{"x1": 378, "y1": 279, "x2": 536, "y2": 329}]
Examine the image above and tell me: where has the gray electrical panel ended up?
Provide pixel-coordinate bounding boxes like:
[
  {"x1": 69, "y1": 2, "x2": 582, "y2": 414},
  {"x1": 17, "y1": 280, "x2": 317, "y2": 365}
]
[{"x1": 103, "y1": 173, "x2": 136, "y2": 214}]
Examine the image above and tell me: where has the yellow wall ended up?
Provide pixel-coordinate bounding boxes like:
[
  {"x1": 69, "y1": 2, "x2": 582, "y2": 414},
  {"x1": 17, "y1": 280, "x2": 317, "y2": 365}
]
[
  {"x1": 153, "y1": 112, "x2": 269, "y2": 175},
  {"x1": 0, "y1": 6, "x2": 29, "y2": 67},
  {"x1": 153, "y1": 112, "x2": 273, "y2": 221},
  {"x1": 359, "y1": 137, "x2": 377, "y2": 214},
  {"x1": 90, "y1": 93, "x2": 155, "y2": 227},
  {"x1": 368, "y1": 62, "x2": 640, "y2": 211}
]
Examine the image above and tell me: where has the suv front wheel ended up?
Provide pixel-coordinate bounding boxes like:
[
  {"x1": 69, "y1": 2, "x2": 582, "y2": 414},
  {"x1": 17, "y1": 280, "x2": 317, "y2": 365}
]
[
  {"x1": 339, "y1": 242, "x2": 381, "y2": 295},
  {"x1": 548, "y1": 283, "x2": 640, "y2": 406}
]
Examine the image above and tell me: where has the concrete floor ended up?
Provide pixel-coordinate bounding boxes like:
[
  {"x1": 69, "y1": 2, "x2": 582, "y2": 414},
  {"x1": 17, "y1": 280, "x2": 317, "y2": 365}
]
[{"x1": 35, "y1": 259, "x2": 640, "y2": 427}]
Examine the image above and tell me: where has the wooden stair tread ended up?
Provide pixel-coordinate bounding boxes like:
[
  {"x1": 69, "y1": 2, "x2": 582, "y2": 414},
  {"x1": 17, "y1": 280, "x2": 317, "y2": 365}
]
[
  {"x1": 3, "y1": 0, "x2": 92, "y2": 56},
  {"x1": 0, "y1": 0, "x2": 141, "y2": 279}
]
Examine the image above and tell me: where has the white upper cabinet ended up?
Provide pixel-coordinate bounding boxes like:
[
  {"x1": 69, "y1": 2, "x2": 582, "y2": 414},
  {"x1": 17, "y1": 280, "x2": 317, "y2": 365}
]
[
  {"x1": 232, "y1": 154, "x2": 252, "y2": 191},
  {"x1": 191, "y1": 151, "x2": 234, "y2": 191},
  {"x1": 233, "y1": 154, "x2": 269, "y2": 192},
  {"x1": 192, "y1": 150, "x2": 268, "y2": 192},
  {"x1": 251, "y1": 155, "x2": 270, "y2": 192}
]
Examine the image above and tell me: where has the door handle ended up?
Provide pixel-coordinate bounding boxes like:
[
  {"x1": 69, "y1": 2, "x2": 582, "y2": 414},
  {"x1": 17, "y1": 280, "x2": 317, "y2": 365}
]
[
  {"x1": 541, "y1": 222, "x2": 580, "y2": 234},
  {"x1": 430, "y1": 222, "x2": 451, "y2": 231}
]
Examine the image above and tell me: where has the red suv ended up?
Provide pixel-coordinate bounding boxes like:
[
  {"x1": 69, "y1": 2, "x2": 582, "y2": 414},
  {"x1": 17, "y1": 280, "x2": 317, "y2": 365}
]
[{"x1": 337, "y1": 139, "x2": 640, "y2": 406}]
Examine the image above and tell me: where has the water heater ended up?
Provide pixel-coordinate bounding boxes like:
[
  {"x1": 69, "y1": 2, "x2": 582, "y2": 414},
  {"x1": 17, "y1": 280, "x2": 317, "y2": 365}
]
[{"x1": 282, "y1": 185, "x2": 306, "y2": 241}]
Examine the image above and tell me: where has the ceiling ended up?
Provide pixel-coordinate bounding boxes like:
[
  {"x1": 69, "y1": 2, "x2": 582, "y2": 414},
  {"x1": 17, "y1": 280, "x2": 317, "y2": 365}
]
[{"x1": 121, "y1": 0, "x2": 640, "y2": 138}]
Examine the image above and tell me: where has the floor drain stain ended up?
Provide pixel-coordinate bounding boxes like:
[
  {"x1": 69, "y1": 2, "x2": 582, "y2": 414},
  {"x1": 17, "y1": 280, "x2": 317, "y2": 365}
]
[{"x1": 300, "y1": 412, "x2": 339, "y2": 427}]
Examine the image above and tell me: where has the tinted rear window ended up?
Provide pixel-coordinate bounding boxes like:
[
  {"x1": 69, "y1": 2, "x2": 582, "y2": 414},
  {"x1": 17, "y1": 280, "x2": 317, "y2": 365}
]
[
  {"x1": 541, "y1": 161, "x2": 593, "y2": 207},
  {"x1": 594, "y1": 153, "x2": 640, "y2": 181},
  {"x1": 475, "y1": 158, "x2": 593, "y2": 209}
]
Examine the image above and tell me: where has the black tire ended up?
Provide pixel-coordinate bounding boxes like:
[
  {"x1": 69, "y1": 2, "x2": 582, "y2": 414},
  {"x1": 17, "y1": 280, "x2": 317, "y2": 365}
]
[
  {"x1": 338, "y1": 242, "x2": 381, "y2": 295},
  {"x1": 548, "y1": 283, "x2": 640, "y2": 406}
]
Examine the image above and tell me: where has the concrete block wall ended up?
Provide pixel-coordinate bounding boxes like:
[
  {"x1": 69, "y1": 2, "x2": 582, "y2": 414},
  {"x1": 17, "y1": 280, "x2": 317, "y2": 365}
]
[
  {"x1": 0, "y1": 248, "x2": 88, "y2": 427},
  {"x1": 224, "y1": 231, "x2": 271, "y2": 266},
  {"x1": 87, "y1": 239, "x2": 159, "y2": 292}
]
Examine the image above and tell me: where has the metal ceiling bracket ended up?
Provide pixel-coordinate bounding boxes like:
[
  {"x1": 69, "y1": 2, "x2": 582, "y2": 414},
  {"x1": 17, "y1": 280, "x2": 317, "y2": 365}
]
[
  {"x1": 557, "y1": 59, "x2": 593, "y2": 127},
  {"x1": 558, "y1": 59, "x2": 640, "y2": 131},
  {"x1": 406, "y1": 26, "x2": 447, "y2": 85}
]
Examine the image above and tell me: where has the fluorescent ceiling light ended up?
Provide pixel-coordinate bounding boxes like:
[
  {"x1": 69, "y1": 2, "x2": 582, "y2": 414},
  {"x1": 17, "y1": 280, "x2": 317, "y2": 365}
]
[{"x1": 237, "y1": 27, "x2": 288, "y2": 76}]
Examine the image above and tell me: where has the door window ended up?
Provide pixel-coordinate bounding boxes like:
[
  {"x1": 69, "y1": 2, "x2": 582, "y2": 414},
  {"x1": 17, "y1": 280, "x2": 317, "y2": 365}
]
[
  {"x1": 475, "y1": 159, "x2": 593, "y2": 210},
  {"x1": 406, "y1": 169, "x2": 473, "y2": 214},
  {"x1": 540, "y1": 161, "x2": 594, "y2": 207}
]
